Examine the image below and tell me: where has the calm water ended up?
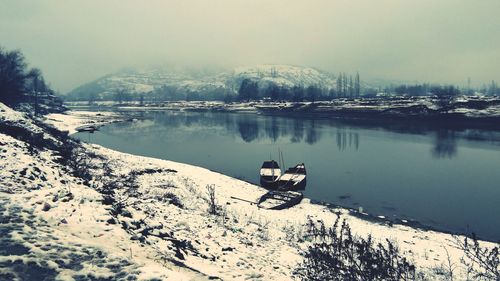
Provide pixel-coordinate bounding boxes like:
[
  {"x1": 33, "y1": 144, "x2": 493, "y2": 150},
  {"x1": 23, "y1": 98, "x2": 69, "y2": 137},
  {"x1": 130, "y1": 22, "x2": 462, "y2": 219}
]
[{"x1": 74, "y1": 111, "x2": 500, "y2": 241}]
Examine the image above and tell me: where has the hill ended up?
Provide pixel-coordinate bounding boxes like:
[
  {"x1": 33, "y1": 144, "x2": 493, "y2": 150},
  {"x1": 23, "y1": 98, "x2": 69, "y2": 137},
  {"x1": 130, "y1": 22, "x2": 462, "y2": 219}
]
[{"x1": 65, "y1": 65, "x2": 337, "y2": 101}]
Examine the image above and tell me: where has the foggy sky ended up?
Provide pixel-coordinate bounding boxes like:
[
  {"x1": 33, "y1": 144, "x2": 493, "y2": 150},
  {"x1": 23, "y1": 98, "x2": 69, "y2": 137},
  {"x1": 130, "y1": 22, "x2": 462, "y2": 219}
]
[{"x1": 1, "y1": 0, "x2": 499, "y2": 92}]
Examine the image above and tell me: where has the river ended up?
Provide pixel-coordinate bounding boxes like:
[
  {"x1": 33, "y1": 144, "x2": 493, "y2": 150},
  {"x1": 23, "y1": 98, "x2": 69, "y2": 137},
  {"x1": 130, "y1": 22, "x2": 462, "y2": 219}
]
[{"x1": 74, "y1": 110, "x2": 500, "y2": 241}]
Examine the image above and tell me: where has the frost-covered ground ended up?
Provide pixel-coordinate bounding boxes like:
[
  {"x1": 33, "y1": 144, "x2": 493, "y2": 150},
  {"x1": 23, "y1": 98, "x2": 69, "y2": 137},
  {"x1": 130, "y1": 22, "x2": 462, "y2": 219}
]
[
  {"x1": 0, "y1": 103, "x2": 209, "y2": 280},
  {"x1": 1, "y1": 103, "x2": 498, "y2": 280}
]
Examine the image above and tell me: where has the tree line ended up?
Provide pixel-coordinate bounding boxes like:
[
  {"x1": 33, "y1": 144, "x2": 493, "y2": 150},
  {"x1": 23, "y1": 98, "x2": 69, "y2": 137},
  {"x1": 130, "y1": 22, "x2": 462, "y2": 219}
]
[
  {"x1": 0, "y1": 46, "x2": 61, "y2": 114},
  {"x1": 237, "y1": 79, "x2": 325, "y2": 102},
  {"x1": 375, "y1": 81, "x2": 499, "y2": 98},
  {"x1": 108, "y1": 78, "x2": 499, "y2": 104},
  {"x1": 237, "y1": 72, "x2": 362, "y2": 102},
  {"x1": 80, "y1": 69, "x2": 499, "y2": 105},
  {"x1": 87, "y1": 84, "x2": 234, "y2": 105}
]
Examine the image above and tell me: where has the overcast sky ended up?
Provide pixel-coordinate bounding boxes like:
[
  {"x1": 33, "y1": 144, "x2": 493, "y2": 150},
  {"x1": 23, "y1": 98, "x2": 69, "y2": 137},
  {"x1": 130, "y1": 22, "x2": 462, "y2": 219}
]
[{"x1": 1, "y1": 0, "x2": 499, "y2": 92}]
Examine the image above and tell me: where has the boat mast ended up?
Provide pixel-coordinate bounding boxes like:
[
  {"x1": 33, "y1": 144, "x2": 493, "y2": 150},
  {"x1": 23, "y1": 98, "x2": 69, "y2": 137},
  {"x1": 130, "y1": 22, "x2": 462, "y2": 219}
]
[
  {"x1": 270, "y1": 152, "x2": 274, "y2": 177},
  {"x1": 279, "y1": 148, "x2": 285, "y2": 171}
]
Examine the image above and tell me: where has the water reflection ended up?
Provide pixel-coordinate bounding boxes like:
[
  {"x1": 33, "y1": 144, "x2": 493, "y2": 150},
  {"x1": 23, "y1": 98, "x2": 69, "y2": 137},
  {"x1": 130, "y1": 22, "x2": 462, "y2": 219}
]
[
  {"x1": 110, "y1": 111, "x2": 500, "y2": 158},
  {"x1": 431, "y1": 130, "x2": 457, "y2": 159},
  {"x1": 336, "y1": 129, "x2": 360, "y2": 151},
  {"x1": 238, "y1": 116, "x2": 259, "y2": 143},
  {"x1": 143, "y1": 112, "x2": 329, "y2": 145}
]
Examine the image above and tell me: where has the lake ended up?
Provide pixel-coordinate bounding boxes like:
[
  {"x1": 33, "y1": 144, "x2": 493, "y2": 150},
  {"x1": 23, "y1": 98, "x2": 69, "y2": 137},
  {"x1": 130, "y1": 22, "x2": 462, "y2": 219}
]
[{"x1": 74, "y1": 110, "x2": 500, "y2": 241}]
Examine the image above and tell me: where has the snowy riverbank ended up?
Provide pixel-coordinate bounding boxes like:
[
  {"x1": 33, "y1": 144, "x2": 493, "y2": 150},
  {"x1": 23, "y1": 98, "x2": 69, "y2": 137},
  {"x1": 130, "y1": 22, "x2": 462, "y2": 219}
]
[
  {"x1": 45, "y1": 110, "x2": 126, "y2": 135},
  {"x1": 1, "y1": 103, "x2": 498, "y2": 280},
  {"x1": 65, "y1": 96, "x2": 500, "y2": 125}
]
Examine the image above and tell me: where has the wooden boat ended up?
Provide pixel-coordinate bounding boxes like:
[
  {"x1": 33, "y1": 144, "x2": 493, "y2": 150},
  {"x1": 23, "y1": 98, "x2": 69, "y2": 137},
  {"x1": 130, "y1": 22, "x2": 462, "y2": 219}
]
[
  {"x1": 75, "y1": 125, "x2": 98, "y2": 133},
  {"x1": 259, "y1": 160, "x2": 281, "y2": 188},
  {"x1": 276, "y1": 163, "x2": 307, "y2": 190},
  {"x1": 257, "y1": 190, "x2": 303, "y2": 210}
]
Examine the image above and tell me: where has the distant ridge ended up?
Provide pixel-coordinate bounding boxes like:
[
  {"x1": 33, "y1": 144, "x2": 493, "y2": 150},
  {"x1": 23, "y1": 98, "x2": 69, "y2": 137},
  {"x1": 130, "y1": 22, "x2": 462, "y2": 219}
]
[{"x1": 65, "y1": 64, "x2": 337, "y2": 101}]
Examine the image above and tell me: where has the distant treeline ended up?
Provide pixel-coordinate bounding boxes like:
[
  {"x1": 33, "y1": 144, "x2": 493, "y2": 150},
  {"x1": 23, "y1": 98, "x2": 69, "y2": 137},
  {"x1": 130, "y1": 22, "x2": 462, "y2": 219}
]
[
  {"x1": 73, "y1": 71, "x2": 500, "y2": 104},
  {"x1": 0, "y1": 46, "x2": 63, "y2": 113},
  {"x1": 79, "y1": 84, "x2": 234, "y2": 104},
  {"x1": 232, "y1": 78, "x2": 498, "y2": 102},
  {"x1": 81, "y1": 72, "x2": 364, "y2": 104},
  {"x1": 236, "y1": 73, "x2": 361, "y2": 102},
  {"x1": 379, "y1": 82, "x2": 499, "y2": 97}
]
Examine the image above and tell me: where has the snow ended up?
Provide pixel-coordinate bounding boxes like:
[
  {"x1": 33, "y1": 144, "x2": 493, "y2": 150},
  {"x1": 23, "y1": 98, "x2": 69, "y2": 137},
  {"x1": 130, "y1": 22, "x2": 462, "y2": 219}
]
[
  {"x1": 62, "y1": 97, "x2": 500, "y2": 123},
  {"x1": 0, "y1": 102, "x2": 45, "y2": 134},
  {"x1": 1, "y1": 103, "x2": 498, "y2": 280},
  {"x1": 277, "y1": 174, "x2": 306, "y2": 183},
  {"x1": 46, "y1": 111, "x2": 125, "y2": 135},
  {"x1": 79, "y1": 141, "x2": 497, "y2": 280},
  {"x1": 67, "y1": 64, "x2": 338, "y2": 100},
  {"x1": 233, "y1": 64, "x2": 336, "y2": 89},
  {"x1": 0, "y1": 134, "x2": 201, "y2": 280},
  {"x1": 260, "y1": 168, "x2": 281, "y2": 177}
]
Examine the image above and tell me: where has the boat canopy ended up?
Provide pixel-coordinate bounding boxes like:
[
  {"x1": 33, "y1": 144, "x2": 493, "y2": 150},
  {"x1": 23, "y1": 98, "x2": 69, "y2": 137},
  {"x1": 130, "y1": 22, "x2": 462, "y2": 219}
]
[{"x1": 261, "y1": 160, "x2": 280, "y2": 169}]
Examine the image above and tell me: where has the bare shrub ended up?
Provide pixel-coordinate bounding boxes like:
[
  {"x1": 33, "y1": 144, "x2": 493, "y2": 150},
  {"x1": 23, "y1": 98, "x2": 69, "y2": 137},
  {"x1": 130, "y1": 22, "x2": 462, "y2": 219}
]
[
  {"x1": 456, "y1": 234, "x2": 499, "y2": 281},
  {"x1": 122, "y1": 172, "x2": 140, "y2": 197},
  {"x1": 181, "y1": 177, "x2": 197, "y2": 194},
  {"x1": 443, "y1": 246, "x2": 457, "y2": 281},
  {"x1": 163, "y1": 192, "x2": 183, "y2": 209},
  {"x1": 257, "y1": 219, "x2": 270, "y2": 241},
  {"x1": 295, "y1": 217, "x2": 416, "y2": 281},
  {"x1": 206, "y1": 184, "x2": 219, "y2": 215},
  {"x1": 70, "y1": 149, "x2": 93, "y2": 182},
  {"x1": 56, "y1": 138, "x2": 93, "y2": 183}
]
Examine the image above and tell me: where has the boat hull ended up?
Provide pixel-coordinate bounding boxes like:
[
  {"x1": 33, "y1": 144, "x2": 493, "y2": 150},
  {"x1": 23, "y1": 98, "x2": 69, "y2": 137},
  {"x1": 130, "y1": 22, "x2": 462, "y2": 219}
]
[
  {"x1": 277, "y1": 177, "x2": 306, "y2": 191},
  {"x1": 257, "y1": 190, "x2": 303, "y2": 210},
  {"x1": 275, "y1": 163, "x2": 307, "y2": 191},
  {"x1": 259, "y1": 160, "x2": 281, "y2": 189},
  {"x1": 260, "y1": 176, "x2": 280, "y2": 189}
]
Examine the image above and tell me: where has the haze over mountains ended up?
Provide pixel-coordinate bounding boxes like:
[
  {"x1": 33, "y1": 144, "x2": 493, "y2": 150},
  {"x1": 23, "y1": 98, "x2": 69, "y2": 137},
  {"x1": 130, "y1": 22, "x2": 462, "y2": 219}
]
[{"x1": 66, "y1": 64, "x2": 338, "y2": 101}]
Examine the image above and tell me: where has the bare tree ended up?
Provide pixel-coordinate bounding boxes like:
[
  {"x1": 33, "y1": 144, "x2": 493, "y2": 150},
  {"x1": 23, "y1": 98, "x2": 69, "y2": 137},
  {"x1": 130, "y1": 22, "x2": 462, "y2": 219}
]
[
  {"x1": 355, "y1": 72, "x2": 361, "y2": 97},
  {"x1": 349, "y1": 75, "x2": 354, "y2": 97},
  {"x1": 0, "y1": 47, "x2": 28, "y2": 106},
  {"x1": 27, "y1": 68, "x2": 43, "y2": 115},
  {"x1": 336, "y1": 73, "x2": 343, "y2": 98},
  {"x1": 114, "y1": 88, "x2": 128, "y2": 104}
]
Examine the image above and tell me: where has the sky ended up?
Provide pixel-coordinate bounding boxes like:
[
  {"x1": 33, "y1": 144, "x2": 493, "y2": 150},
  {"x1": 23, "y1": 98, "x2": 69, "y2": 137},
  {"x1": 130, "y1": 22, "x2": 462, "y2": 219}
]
[{"x1": 1, "y1": 0, "x2": 499, "y2": 93}]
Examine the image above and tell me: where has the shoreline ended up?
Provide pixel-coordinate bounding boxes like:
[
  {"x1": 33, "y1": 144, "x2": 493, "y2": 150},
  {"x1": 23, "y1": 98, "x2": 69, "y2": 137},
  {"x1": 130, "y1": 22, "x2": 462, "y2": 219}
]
[
  {"x1": 48, "y1": 110, "x2": 498, "y2": 249},
  {"x1": 61, "y1": 107, "x2": 498, "y2": 242},
  {"x1": 64, "y1": 96, "x2": 500, "y2": 130},
  {"x1": 1, "y1": 102, "x2": 497, "y2": 280}
]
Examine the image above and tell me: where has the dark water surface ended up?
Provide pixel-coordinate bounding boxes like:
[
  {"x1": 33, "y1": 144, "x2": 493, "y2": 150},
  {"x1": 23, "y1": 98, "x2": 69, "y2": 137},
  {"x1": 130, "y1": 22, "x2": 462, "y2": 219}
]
[{"x1": 74, "y1": 111, "x2": 500, "y2": 241}]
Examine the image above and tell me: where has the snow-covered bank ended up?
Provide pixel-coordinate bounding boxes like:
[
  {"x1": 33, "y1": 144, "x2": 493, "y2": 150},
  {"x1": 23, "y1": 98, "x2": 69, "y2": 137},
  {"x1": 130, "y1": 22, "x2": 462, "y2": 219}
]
[
  {"x1": 46, "y1": 110, "x2": 126, "y2": 135},
  {"x1": 65, "y1": 96, "x2": 500, "y2": 121},
  {"x1": 49, "y1": 110, "x2": 499, "y2": 279},
  {"x1": 1, "y1": 104, "x2": 210, "y2": 280},
  {"x1": 1, "y1": 104, "x2": 498, "y2": 280}
]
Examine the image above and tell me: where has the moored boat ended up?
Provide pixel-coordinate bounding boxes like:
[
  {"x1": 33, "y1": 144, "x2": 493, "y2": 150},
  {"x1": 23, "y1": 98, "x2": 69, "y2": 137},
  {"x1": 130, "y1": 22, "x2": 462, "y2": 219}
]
[
  {"x1": 276, "y1": 163, "x2": 306, "y2": 190},
  {"x1": 75, "y1": 125, "x2": 98, "y2": 133},
  {"x1": 257, "y1": 190, "x2": 303, "y2": 210},
  {"x1": 259, "y1": 160, "x2": 281, "y2": 188}
]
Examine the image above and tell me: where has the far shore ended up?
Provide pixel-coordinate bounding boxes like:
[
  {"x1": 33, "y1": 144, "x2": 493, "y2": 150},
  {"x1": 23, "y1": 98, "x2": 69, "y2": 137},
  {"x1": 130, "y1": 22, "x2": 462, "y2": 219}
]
[{"x1": 64, "y1": 96, "x2": 500, "y2": 130}]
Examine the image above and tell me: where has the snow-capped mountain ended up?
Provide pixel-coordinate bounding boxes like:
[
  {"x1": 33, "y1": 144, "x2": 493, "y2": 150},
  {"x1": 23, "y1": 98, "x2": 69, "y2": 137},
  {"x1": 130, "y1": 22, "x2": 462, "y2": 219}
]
[
  {"x1": 66, "y1": 65, "x2": 337, "y2": 100},
  {"x1": 233, "y1": 65, "x2": 336, "y2": 89}
]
